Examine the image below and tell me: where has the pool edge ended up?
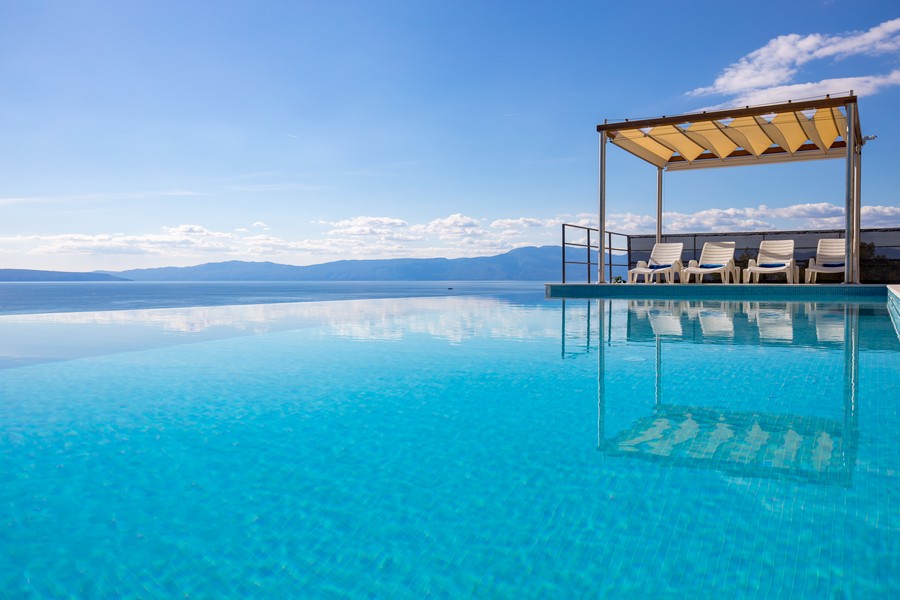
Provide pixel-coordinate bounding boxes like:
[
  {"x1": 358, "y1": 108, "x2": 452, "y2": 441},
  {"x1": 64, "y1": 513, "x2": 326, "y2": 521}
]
[{"x1": 544, "y1": 283, "x2": 889, "y2": 301}]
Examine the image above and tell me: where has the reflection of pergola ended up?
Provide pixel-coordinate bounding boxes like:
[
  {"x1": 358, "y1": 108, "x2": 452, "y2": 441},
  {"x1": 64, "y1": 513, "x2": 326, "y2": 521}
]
[
  {"x1": 594, "y1": 299, "x2": 860, "y2": 487},
  {"x1": 596, "y1": 94, "x2": 866, "y2": 282}
]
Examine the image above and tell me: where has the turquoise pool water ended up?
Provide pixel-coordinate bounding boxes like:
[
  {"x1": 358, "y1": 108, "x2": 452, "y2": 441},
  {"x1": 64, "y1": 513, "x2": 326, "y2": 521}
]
[{"x1": 1, "y1": 294, "x2": 899, "y2": 597}]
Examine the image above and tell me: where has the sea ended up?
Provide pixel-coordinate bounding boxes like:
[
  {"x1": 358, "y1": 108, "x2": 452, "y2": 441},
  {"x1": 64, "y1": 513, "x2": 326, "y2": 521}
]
[{"x1": 0, "y1": 281, "x2": 547, "y2": 315}]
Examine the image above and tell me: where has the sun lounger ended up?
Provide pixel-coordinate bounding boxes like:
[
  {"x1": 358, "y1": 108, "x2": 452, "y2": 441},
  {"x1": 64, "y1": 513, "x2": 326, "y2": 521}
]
[
  {"x1": 805, "y1": 239, "x2": 846, "y2": 283},
  {"x1": 742, "y1": 240, "x2": 797, "y2": 284},
  {"x1": 628, "y1": 243, "x2": 684, "y2": 283},
  {"x1": 681, "y1": 241, "x2": 736, "y2": 283}
]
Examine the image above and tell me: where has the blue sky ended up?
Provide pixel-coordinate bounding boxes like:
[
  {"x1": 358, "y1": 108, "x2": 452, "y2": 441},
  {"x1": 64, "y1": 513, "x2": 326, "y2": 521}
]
[{"x1": 1, "y1": 0, "x2": 899, "y2": 271}]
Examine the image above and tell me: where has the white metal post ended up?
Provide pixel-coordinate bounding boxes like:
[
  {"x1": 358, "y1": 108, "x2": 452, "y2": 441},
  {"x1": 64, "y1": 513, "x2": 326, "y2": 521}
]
[
  {"x1": 854, "y1": 140, "x2": 862, "y2": 283},
  {"x1": 656, "y1": 167, "x2": 663, "y2": 244},
  {"x1": 844, "y1": 101, "x2": 857, "y2": 283},
  {"x1": 598, "y1": 129, "x2": 607, "y2": 283}
]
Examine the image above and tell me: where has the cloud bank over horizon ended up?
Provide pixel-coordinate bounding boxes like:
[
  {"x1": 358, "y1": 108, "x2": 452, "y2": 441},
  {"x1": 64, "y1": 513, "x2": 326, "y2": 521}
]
[{"x1": 2, "y1": 202, "x2": 898, "y2": 270}]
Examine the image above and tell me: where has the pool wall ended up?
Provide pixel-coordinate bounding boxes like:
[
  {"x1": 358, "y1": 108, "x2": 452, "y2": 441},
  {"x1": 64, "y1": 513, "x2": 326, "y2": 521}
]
[
  {"x1": 545, "y1": 283, "x2": 889, "y2": 301},
  {"x1": 889, "y1": 285, "x2": 900, "y2": 338}
]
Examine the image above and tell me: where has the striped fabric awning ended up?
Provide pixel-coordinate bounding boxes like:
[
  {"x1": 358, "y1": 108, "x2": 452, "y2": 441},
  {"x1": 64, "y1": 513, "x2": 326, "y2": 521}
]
[{"x1": 597, "y1": 95, "x2": 862, "y2": 171}]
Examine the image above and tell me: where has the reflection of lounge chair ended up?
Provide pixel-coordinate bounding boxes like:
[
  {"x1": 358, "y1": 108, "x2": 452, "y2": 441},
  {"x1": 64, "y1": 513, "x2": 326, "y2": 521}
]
[
  {"x1": 698, "y1": 306, "x2": 734, "y2": 337},
  {"x1": 628, "y1": 243, "x2": 684, "y2": 283},
  {"x1": 681, "y1": 242, "x2": 736, "y2": 283},
  {"x1": 743, "y1": 239, "x2": 797, "y2": 284},
  {"x1": 806, "y1": 303, "x2": 844, "y2": 343},
  {"x1": 644, "y1": 300, "x2": 683, "y2": 336},
  {"x1": 805, "y1": 239, "x2": 846, "y2": 283},
  {"x1": 684, "y1": 301, "x2": 735, "y2": 337},
  {"x1": 748, "y1": 303, "x2": 794, "y2": 341}
]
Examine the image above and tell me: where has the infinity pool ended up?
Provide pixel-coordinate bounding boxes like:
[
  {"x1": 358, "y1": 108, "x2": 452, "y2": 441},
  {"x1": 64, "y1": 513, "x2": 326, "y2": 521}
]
[{"x1": 1, "y1": 294, "x2": 898, "y2": 597}]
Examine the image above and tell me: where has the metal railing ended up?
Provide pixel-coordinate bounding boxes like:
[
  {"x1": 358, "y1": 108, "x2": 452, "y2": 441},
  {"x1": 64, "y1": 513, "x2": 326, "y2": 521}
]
[
  {"x1": 561, "y1": 226, "x2": 900, "y2": 284},
  {"x1": 561, "y1": 224, "x2": 630, "y2": 283}
]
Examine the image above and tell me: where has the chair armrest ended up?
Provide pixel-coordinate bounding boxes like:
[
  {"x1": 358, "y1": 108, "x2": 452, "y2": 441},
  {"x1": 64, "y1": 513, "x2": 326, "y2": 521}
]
[
  {"x1": 636, "y1": 260, "x2": 648, "y2": 268},
  {"x1": 748, "y1": 259, "x2": 758, "y2": 268},
  {"x1": 688, "y1": 259, "x2": 698, "y2": 269},
  {"x1": 807, "y1": 257, "x2": 817, "y2": 269}
]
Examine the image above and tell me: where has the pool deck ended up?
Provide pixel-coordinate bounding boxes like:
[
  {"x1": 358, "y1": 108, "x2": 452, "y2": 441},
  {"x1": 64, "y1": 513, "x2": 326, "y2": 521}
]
[{"x1": 545, "y1": 282, "x2": 891, "y2": 301}]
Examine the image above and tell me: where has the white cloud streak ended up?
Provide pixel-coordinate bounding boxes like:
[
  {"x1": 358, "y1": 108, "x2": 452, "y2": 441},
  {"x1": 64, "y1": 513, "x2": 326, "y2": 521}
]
[
  {"x1": 690, "y1": 18, "x2": 900, "y2": 105},
  {"x1": 608, "y1": 203, "x2": 899, "y2": 233},
  {"x1": 0, "y1": 189, "x2": 204, "y2": 206}
]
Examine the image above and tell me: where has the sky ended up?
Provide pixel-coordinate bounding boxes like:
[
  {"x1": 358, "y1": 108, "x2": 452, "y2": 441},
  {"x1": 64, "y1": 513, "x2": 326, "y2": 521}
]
[{"x1": 1, "y1": 0, "x2": 899, "y2": 271}]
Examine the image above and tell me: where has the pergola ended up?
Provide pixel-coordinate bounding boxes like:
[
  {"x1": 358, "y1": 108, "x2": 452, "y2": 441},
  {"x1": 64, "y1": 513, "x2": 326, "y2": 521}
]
[{"x1": 596, "y1": 93, "x2": 865, "y2": 282}]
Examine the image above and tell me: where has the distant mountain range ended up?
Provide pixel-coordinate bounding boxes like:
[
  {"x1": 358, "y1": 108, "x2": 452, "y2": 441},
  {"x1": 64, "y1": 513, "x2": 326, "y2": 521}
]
[
  {"x1": 2, "y1": 246, "x2": 606, "y2": 282},
  {"x1": 0, "y1": 269, "x2": 128, "y2": 282}
]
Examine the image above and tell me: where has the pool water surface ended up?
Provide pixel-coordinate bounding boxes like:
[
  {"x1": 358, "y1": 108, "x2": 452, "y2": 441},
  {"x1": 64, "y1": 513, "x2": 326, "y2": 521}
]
[{"x1": 1, "y1": 295, "x2": 898, "y2": 598}]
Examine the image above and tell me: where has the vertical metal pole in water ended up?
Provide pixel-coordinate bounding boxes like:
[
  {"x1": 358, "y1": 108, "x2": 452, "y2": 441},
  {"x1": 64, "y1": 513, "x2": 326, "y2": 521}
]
[
  {"x1": 656, "y1": 167, "x2": 663, "y2": 244},
  {"x1": 598, "y1": 129, "x2": 607, "y2": 283},
  {"x1": 597, "y1": 299, "x2": 606, "y2": 448},
  {"x1": 844, "y1": 100, "x2": 857, "y2": 283}
]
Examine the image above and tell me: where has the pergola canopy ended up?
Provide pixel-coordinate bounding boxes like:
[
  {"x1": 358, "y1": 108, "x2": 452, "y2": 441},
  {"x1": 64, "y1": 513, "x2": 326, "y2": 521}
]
[{"x1": 597, "y1": 95, "x2": 862, "y2": 171}]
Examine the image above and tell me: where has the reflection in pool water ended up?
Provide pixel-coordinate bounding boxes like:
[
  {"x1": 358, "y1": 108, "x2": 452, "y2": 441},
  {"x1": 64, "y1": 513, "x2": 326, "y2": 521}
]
[{"x1": 591, "y1": 301, "x2": 862, "y2": 487}]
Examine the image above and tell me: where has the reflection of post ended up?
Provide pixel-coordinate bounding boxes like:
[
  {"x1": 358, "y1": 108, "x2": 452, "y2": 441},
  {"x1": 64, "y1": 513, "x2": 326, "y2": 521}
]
[
  {"x1": 561, "y1": 299, "x2": 567, "y2": 359},
  {"x1": 844, "y1": 303, "x2": 860, "y2": 467},
  {"x1": 655, "y1": 334, "x2": 661, "y2": 407},
  {"x1": 587, "y1": 300, "x2": 592, "y2": 353},
  {"x1": 597, "y1": 298, "x2": 606, "y2": 447}
]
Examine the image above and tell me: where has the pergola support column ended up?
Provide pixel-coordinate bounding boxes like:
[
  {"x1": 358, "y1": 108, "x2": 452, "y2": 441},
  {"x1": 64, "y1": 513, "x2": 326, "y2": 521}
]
[
  {"x1": 656, "y1": 167, "x2": 663, "y2": 244},
  {"x1": 845, "y1": 100, "x2": 858, "y2": 284},
  {"x1": 598, "y1": 128, "x2": 607, "y2": 283}
]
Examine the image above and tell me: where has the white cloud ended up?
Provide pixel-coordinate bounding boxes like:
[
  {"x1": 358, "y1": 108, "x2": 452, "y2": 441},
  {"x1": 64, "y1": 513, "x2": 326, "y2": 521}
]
[
  {"x1": 490, "y1": 217, "x2": 549, "y2": 229},
  {"x1": 411, "y1": 213, "x2": 488, "y2": 240},
  {"x1": 20, "y1": 225, "x2": 239, "y2": 257},
  {"x1": 320, "y1": 216, "x2": 419, "y2": 241},
  {"x1": 252, "y1": 221, "x2": 270, "y2": 230},
  {"x1": 327, "y1": 216, "x2": 408, "y2": 229},
  {"x1": 691, "y1": 18, "x2": 900, "y2": 104},
  {"x1": 717, "y1": 70, "x2": 900, "y2": 108},
  {"x1": 604, "y1": 203, "x2": 900, "y2": 233}
]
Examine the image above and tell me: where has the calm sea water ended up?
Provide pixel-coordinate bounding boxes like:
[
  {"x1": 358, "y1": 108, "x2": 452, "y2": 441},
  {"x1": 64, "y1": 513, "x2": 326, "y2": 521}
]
[
  {"x1": 1, "y1": 287, "x2": 898, "y2": 598},
  {"x1": 0, "y1": 281, "x2": 546, "y2": 315}
]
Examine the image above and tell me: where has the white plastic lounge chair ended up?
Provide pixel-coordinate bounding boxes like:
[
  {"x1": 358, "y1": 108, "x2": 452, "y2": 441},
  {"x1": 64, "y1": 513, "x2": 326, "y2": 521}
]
[
  {"x1": 805, "y1": 239, "x2": 846, "y2": 283},
  {"x1": 743, "y1": 240, "x2": 797, "y2": 284},
  {"x1": 681, "y1": 242, "x2": 736, "y2": 283},
  {"x1": 628, "y1": 242, "x2": 684, "y2": 284}
]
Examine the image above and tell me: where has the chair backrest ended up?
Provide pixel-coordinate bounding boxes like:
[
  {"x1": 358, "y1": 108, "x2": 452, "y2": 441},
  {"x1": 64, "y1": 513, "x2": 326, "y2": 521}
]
[
  {"x1": 649, "y1": 243, "x2": 684, "y2": 266},
  {"x1": 698, "y1": 241, "x2": 735, "y2": 264},
  {"x1": 757, "y1": 239, "x2": 794, "y2": 263},
  {"x1": 816, "y1": 238, "x2": 845, "y2": 263}
]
